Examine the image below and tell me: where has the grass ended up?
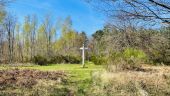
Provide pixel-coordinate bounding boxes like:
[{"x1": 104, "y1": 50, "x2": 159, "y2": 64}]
[
  {"x1": 90, "y1": 65, "x2": 170, "y2": 96},
  {"x1": 0, "y1": 62, "x2": 103, "y2": 80},
  {"x1": 1, "y1": 63, "x2": 170, "y2": 95},
  {"x1": 0, "y1": 62, "x2": 104, "y2": 95}
]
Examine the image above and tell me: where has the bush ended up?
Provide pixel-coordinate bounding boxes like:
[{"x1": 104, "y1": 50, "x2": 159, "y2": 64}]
[
  {"x1": 123, "y1": 48, "x2": 147, "y2": 67},
  {"x1": 33, "y1": 55, "x2": 48, "y2": 66},
  {"x1": 64, "y1": 55, "x2": 81, "y2": 64},
  {"x1": 123, "y1": 48, "x2": 147, "y2": 60},
  {"x1": 49, "y1": 55, "x2": 65, "y2": 64},
  {"x1": 90, "y1": 55, "x2": 106, "y2": 65},
  {"x1": 107, "y1": 48, "x2": 147, "y2": 71},
  {"x1": 148, "y1": 48, "x2": 170, "y2": 65}
]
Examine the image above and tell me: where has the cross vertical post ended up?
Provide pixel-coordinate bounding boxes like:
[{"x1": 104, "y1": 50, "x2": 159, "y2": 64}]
[
  {"x1": 82, "y1": 44, "x2": 85, "y2": 67},
  {"x1": 80, "y1": 44, "x2": 88, "y2": 68}
]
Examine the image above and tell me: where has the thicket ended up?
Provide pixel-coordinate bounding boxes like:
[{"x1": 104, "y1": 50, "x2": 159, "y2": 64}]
[{"x1": 90, "y1": 26, "x2": 170, "y2": 70}]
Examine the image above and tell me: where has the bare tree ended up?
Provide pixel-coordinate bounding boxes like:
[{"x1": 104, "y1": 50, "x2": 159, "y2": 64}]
[
  {"x1": 15, "y1": 23, "x2": 24, "y2": 62},
  {"x1": 30, "y1": 15, "x2": 37, "y2": 60},
  {"x1": 3, "y1": 14, "x2": 16, "y2": 63},
  {"x1": 42, "y1": 15, "x2": 56, "y2": 57},
  {"x1": 89, "y1": 0, "x2": 170, "y2": 25},
  {"x1": 0, "y1": 24, "x2": 5, "y2": 63}
]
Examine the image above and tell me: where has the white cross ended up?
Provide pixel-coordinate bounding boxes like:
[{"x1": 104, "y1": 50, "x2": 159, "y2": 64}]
[{"x1": 80, "y1": 44, "x2": 88, "y2": 68}]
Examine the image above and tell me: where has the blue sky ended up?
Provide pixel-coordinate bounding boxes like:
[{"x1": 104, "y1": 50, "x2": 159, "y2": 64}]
[{"x1": 7, "y1": 0, "x2": 105, "y2": 35}]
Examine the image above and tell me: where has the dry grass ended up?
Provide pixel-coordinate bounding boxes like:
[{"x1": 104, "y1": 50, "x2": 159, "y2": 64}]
[
  {"x1": 0, "y1": 69, "x2": 70, "y2": 96},
  {"x1": 90, "y1": 65, "x2": 170, "y2": 96}
]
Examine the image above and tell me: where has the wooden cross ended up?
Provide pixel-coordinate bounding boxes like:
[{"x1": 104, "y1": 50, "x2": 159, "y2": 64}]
[{"x1": 80, "y1": 44, "x2": 88, "y2": 68}]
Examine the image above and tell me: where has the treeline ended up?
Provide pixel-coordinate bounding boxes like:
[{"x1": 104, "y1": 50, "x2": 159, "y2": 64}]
[
  {"x1": 0, "y1": 14, "x2": 170, "y2": 65},
  {"x1": 0, "y1": 13, "x2": 88, "y2": 64}
]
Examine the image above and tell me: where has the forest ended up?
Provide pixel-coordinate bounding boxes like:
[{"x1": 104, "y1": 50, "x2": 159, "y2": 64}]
[{"x1": 0, "y1": 0, "x2": 170, "y2": 96}]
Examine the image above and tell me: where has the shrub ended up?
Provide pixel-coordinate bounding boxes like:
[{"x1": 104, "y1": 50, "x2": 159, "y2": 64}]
[
  {"x1": 33, "y1": 55, "x2": 48, "y2": 66},
  {"x1": 148, "y1": 49, "x2": 170, "y2": 65},
  {"x1": 33, "y1": 55, "x2": 81, "y2": 65},
  {"x1": 123, "y1": 48, "x2": 147, "y2": 60},
  {"x1": 90, "y1": 55, "x2": 106, "y2": 65},
  {"x1": 123, "y1": 48, "x2": 147, "y2": 68},
  {"x1": 64, "y1": 55, "x2": 81, "y2": 64},
  {"x1": 49, "y1": 55, "x2": 65, "y2": 64},
  {"x1": 107, "y1": 48, "x2": 147, "y2": 71}
]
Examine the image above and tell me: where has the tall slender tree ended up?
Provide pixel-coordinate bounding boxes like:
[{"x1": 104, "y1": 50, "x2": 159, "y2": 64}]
[{"x1": 3, "y1": 14, "x2": 16, "y2": 63}]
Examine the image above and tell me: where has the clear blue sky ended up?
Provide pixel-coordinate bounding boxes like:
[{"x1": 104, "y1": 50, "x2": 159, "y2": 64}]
[{"x1": 7, "y1": 0, "x2": 105, "y2": 35}]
